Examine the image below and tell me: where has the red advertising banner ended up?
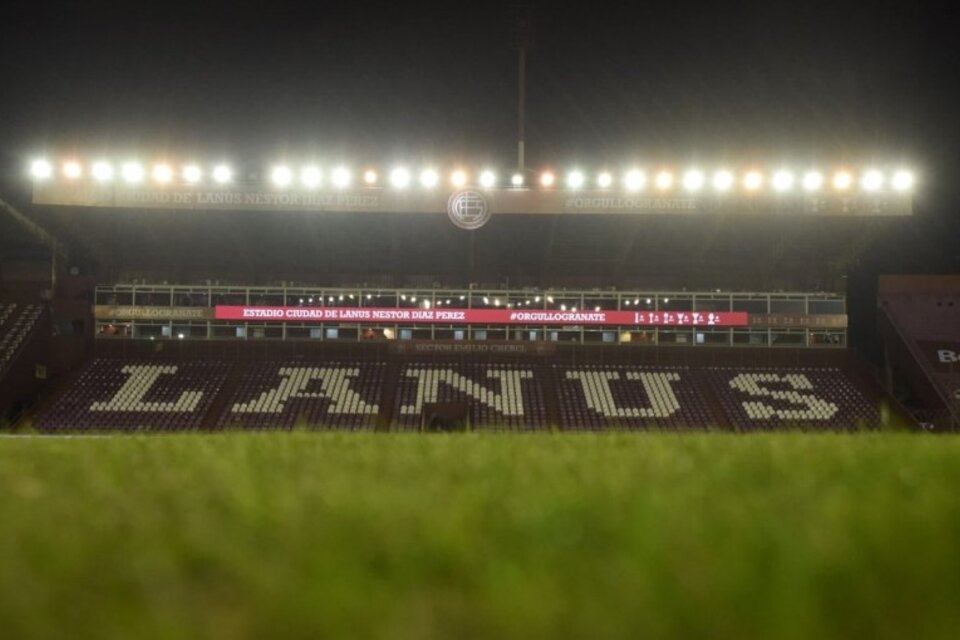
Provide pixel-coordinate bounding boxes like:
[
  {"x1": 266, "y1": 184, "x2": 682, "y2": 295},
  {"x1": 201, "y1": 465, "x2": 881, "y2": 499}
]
[{"x1": 214, "y1": 306, "x2": 748, "y2": 326}]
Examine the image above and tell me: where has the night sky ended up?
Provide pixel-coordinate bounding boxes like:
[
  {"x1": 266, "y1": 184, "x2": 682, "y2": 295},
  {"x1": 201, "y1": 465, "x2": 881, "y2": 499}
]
[{"x1": 1, "y1": 0, "x2": 958, "y2": 264}]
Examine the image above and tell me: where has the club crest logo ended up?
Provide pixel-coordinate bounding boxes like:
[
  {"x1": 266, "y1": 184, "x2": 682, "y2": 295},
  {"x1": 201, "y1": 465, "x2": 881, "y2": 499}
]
[{"x1": 447, "y1": 190, "x2": 491, "y2": 230}]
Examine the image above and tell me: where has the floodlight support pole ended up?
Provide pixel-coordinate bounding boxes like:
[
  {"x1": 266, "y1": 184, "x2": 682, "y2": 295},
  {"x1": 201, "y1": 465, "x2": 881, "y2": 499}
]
[{"x1": 517, "y1": 44, "x2": 526, "y2": 172}]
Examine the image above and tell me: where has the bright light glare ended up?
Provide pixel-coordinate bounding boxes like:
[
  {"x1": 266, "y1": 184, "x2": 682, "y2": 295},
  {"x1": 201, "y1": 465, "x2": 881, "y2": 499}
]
[
  {"x1": 152, "y1": 164, "x2": 172, "y2": 183},
  {"x1": 802, "y1": 171, "x2": 823, "y2": 191},
  {"x1": 331, "y1": 166, "x2": 351, "y2": 188},
  {"x1": 212, "y1": 164, "x2": 232, "y2": 184},
  {"x1": 450, "y1": 170, "x2": 468, "y2": 187},
  {"x1": 540, "y1": 171, "x2": 556, "y2": 187},
  {"x1": 121, "y1": 162, "x2": 145, "y2": 183},
  {"x1": 655, "y1": 170, "x2": 673, "y2": 190},
  {"x1": 682, "y1": 169, "x2": 705, "y2": 191},
  {"x1": 566, "y1": 170, "x2": 585, "y2": 189},
  {"x1": 63, "y1": 161, "x2": 83, "y2": 179},
  {"x1": 597, "y1": 172, "x2": 613, "y2": 188},
  {"x1": 419, "y1": 168, "x2": 439, "y2": 188},
  {"x1": 479, "y1": 170, "x2": 496, "y2": 188},
  {"x1": 301, "y1": 166, "x2": 322, "y2": 188},
  {"x1": 743, "y1": 171, "x2": 763, "y2": 191},
  {"x1": 772, "y1": 170, "x2": 794, "y2": 192},
  {"x1": 511, "y1": 173, "x2": 524, "y2": 187},
  {"x1": 30, "y1": 159, "x2": 52, "y2": 180},
  {"x1": 183, "y1": 165, "x2": 203, "y2": 184},
  {"x1": 624, "y1": 169, "x2": 645, "y2": 191},
  {"x1": 363, "y1": 169, "x2": 378, "y2": 185},
  {"x1": 270, "y1": 166, "x2": 292, "y2": 187},
  {"x1": 892, "y1": 170, "x2": 914, "y2": 192},
  {"x1": 390, "y1": 167, "x2": 411, "y2": 188},
  {"x1": 832, "y1": 171, "x2": 852, "y2": 190},
  {"x1": 712, "y1": 170, "x2": 734, "y2": 191},
  {"x1": 91, "y1": 161, "x2": 113, "y2": 182},
  {"x1": 861, "y1": 169, "x2": 883, "y2": 191}
]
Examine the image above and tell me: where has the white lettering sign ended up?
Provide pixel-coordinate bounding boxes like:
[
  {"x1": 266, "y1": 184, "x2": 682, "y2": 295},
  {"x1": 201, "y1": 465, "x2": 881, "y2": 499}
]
[
  {"x1": 231, "y1": 367, "x2": 378, "y2": 415},
  {"x1": 400, "y1": 369, "x2": 533, "y2": 416},
  {"x1": 566, "y1": 371, "x2": 681, "y2": 418},
  {"x1": 729, "y1": 373, "x2": 838, "y2": 421},
  {"x1": 90, "y1": 365, "x2": 202, "y2": 412}
]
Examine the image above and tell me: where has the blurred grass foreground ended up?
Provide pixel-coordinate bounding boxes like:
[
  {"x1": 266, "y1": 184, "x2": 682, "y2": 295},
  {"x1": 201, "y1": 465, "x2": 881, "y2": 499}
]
[{"x1": 1, "y1": 433, "x2": 959, "y2": 639}]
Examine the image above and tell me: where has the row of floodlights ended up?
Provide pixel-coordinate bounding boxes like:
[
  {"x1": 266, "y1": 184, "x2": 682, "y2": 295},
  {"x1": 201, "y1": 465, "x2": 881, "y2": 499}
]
[
  {"x1": 29, "y1": 159, "x2": 916, "y2": 193},
  {"x1": 300, "y1": 293, "x2": 664, "y2": 309}
]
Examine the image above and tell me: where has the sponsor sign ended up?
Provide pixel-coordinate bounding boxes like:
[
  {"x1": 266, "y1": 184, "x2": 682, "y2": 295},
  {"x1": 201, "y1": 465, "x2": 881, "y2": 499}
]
[
  {"x1": 918, "y1": 342, "x2": 960, "y2": 372},
  {"x1": 748, "y1": 314, "x2": 848, "y2": 329},
  {"x1": 215, "y1": 305, "x2": 749, "y2": 326},
  {"x1": 94, "y1": 305, "x2": 213, "y2": 320},
  {"x1": 34, "y1": 183, "x2": 913, "y2": 217},
  {"x1": 389, "y1": 340, "x2": 556, "y2": 355}
]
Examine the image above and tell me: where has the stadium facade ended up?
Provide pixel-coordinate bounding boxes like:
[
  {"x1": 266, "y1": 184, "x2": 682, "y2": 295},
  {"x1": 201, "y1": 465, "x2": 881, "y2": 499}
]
[{"x1": 2, "y1": 154, "x2": 949, "y2": 431}]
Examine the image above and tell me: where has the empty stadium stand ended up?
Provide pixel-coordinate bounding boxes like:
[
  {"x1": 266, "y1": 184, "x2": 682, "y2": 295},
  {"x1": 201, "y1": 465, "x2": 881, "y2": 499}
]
[
  {"x1": 32, "y1": 346, "x2": 901, "y2": 432},
  {"x1": 879, "y1": 275, "x2": 960, "y2": 430},
  {"x1": 217, "y1": 362, "x2": 385, "y2": 430},
  {"x1": 0, "y1": 303, "x2": 43, "y2": 374},
  {"x1": 392, "y1": 363, "x2": 546, "y2": 431},
  {"x1": 557, "y1": 365, "x2": 714, "y2": 430},
  {"x1": 38, "y1": 359, "x2": 230, "y2": 431},
  {"x1": 705, "y1": 367, "x2": 880, "y2": 431}
]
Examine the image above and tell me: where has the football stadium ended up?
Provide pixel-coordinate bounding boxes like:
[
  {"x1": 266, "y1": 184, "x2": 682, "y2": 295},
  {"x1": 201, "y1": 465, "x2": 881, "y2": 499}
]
[{"x1": 2, "y1": 2, "x2": 960, "y2": 638}]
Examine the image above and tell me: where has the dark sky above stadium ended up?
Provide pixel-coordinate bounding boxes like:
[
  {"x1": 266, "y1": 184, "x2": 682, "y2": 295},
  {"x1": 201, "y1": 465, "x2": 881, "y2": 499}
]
[
  {"x1": 1, "y1": 1, "x2": 954, "y2": 160},
  {"x1": 1, "y1": 1, "x2": 958, "y2": 236}
]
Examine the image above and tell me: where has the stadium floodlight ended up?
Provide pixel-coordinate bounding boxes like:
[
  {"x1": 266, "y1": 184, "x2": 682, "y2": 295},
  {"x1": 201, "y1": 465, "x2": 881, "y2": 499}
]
[
  {"x1": 682, "y1": 169, "x2": 705, "y2": 191},
  {"x1": 566, "y1": 170, "x2": 585, "y2": 189},
  {"x1": 121, "y1": 162, "x2": 145, "y2": 183},
  {"x1": 390, "y1": 167, "x2": 411, "y2": 188},
  {"x1": 270, "y1": 165, "x2": 292, "y2": 187},
  {"x1": 743, "y1": 171, "x2": 763, "y2": 191},
  {"x1": 802, "y1": 171, "x2": 823, "y2": 191},
  {"x1": 30, "y1": 159, "x2": 52, "y2": 180},
  {"x1": 479, "y1": 169, "x2": 496, "y2": 188},
  {"x1": 183, "y1": 164, "x2": 203, "y2": 184},
  {"x1": 772, "y1": 170, "x2": 794, "y2": 192},
  {"x1": 861, "y1": 169, "x2": 883, "y2": 192},
  {"x1": 331, "y1": 166, "x2": 351, "y2": 189},
  {"x1": 540, "y1": 171, "x2": 556, "y2": 187},
  {"x1": 712, "y1": 170, "x2": 734, "y2": 191},
  {"x1": 511, "y1": 173, "x2": 524, "y2": 187},
  {"x1": 450, "y1": 169, "x2": 468, "y2": 187},
  {"x1": 152, "y1": 163, "x2": 173, "y2": 183},
  {"x1": 891, "y1": 169, "x2": 914, "y2": 192},
  {"x1": 363, "y1": 169, "x2": 378, "y2": 185},
  {"x1": 597, "y1": 172, "x2": 613, "y2": 188},
  {"x1": 91, "y1": 161, "x2": 114, "y2": 182},
  {"x1": 212, "y1": 164, "x2": 233, "y2": 184},
  {"x1": 832, "y1": 170, "x2": 852, "y2": 190},
  {"x1": 419, "y1": 168, "x2": 439, "y2": 188},
  {"x1": 301, "y1": 166, "x2": 322, "y2": 188},
  {"x1": 624, "y1": 169, "x2": 646, "y2": 191},
  {"x1": 63, "y1": 161, "x2": 83, "y2": 179},
  {"x1": 654, "y1": 170, "x2": 673, "y2": 190}
]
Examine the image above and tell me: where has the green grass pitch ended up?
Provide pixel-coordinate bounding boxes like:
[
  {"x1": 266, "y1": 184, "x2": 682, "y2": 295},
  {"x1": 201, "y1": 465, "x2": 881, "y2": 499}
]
[{"x1": 1, "y1": 433, "x2": 959, "y2": 639}]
